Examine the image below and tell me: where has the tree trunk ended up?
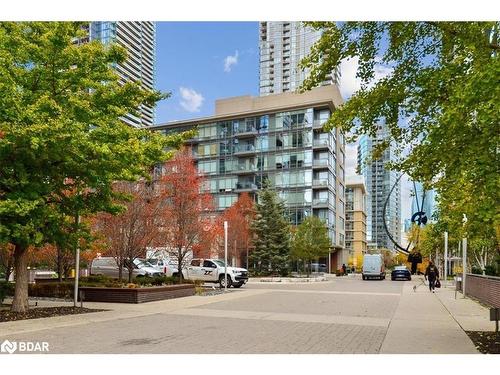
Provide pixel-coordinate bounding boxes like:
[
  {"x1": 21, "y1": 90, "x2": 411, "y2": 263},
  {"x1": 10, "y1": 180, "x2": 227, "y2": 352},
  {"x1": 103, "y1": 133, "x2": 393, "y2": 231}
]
[
  {"x1": 118, "y1": 258, "x2": 123, "y2": 282},
  {"x1": 57, "y1": 244, "x2": 63, "y2": 282},
  {"x1": 128, "y1": 267, "x2": 133, "y2": 283},
  {"x1": 177, "y1": 247, "x2": 183, "y2": 283},
  {"x1": 11, "y1": 244, "x2": 29, "y2": 313}
]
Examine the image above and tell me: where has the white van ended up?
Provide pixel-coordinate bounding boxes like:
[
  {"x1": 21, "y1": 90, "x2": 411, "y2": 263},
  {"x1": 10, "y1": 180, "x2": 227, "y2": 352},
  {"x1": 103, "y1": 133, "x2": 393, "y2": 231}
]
[{"x1": 362, "y1": 254, "x2": 386, "y2": 280}]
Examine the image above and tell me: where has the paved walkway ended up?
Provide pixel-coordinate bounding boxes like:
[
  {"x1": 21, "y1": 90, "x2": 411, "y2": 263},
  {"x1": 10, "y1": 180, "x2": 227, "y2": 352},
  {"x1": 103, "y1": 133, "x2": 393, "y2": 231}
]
[
  {"x1": 380, "y1": 277, "x2": 478, "y2": 353},
  {"x1": 0, "y1": 276, "x2": 490, "y2": 354}
]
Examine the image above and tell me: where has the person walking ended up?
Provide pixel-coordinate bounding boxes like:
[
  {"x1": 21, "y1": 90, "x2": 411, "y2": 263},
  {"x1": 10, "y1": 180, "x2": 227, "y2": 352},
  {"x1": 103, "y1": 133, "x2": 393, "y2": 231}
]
[
  {"x1": 425, "y1": 260, "x2": 439, "y2": 293},
  {"x1": 342, "y1": 263, "x2": 347, "y2": 276}
]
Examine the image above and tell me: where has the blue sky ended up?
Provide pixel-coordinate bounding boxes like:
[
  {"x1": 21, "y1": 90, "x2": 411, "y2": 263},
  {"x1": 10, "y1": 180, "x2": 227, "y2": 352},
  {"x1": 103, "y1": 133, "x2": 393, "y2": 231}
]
[
  {"x1": 155, "y1": 22, "x2": 259, "y2": 123},
  {"x1": 153, "y1": 21, "x2": 413, "y2": 228}
]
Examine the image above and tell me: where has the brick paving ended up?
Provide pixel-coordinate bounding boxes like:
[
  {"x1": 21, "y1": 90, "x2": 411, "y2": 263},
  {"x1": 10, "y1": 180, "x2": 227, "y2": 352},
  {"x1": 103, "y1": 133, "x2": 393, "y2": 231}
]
[{"x1": 0, "y1": 277, "x2": 480, "y2": 353}]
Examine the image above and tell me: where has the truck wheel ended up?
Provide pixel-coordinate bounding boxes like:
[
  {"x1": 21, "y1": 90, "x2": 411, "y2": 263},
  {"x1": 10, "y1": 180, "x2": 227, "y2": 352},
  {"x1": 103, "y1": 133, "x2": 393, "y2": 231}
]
[{"x1": 219, "y1": 274, "x2": 232, "y2": 288}]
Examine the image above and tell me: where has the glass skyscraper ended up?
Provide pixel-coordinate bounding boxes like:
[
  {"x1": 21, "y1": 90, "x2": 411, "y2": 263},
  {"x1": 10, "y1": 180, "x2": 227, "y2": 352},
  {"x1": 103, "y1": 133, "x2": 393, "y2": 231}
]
[
  {"x1": 152, "y1": 86, "x2": 346, "y2": 269},
  {"x1": 357, "y1": 124, "x2": 401, "y2": 250},
  {"x1": 259, "y1": 22, "x2": 336, "y2": 96},
  {"x1": 89, "y1": 22, "x2": 156, "y2": 127}
]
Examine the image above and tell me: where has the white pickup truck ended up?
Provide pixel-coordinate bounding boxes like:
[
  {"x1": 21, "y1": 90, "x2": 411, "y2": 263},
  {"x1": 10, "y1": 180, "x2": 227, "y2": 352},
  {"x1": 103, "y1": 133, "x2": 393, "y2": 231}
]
[{"x1": 182, "y1": 258, "x2": 249, "y2": 288}]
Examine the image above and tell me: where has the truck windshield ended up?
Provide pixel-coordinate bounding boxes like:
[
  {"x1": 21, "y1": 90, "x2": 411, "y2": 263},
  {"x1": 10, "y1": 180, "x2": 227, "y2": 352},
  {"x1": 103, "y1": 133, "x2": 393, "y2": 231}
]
[{"x1": 213, "y1": 260, "x2": 228, "y2": 267}]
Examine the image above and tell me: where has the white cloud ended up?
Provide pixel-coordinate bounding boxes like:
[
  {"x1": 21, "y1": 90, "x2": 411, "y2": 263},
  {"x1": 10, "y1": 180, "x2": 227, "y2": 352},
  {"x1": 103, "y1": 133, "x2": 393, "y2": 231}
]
[
  {"x1": 223, "y1": 50, "x2": 239, "y2": 73},
  {"x1": 179, "y1": 87, "x2": 204, "y2": 113},
  {"x1": 339, "y1": 56, "x2": 393, "y2": 100}
]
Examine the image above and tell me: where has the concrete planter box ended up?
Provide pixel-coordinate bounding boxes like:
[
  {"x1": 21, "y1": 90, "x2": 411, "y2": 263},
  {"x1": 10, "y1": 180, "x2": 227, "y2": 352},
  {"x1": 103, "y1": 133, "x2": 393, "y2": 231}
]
[{"x1": 78, "y1": 284, "x2": 195, "y2": 304}]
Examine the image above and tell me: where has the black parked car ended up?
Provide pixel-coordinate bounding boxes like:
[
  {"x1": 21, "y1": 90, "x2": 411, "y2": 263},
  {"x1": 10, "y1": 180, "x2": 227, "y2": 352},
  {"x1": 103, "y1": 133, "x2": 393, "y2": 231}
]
[{"x1": 391, "y1": 266, "x2": 411, "y2": 281}]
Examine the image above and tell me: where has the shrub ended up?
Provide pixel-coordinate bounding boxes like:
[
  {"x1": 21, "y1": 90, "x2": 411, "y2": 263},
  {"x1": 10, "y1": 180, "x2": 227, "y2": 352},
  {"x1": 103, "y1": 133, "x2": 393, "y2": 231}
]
[
  {"x1": 28, "y1": 282, "x2": 74, "y2": 299},
  {"x1": 135, "y1": 275, "x2": 176, "y2": 287},
  {"x1": 471, "y1": 267, "x2": 483, "y2": 275},
  {"x1": 0, "y1": 281, "x2": 14, "y2": 304},
  {"x1": 484, "y1": 265, "x2": 498, "y2": 277}
]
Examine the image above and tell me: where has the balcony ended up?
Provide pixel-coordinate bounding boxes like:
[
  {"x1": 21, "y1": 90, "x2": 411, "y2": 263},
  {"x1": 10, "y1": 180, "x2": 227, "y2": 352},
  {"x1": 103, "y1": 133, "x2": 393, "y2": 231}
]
[
  {"x1": 313, "y1": 120, "x2": 326, "y2": 129},
  {"x1": 313, "y1": 159, "x2": 329, "y2": 168},
  {"x1": 236, "y1": 164, "x2": 258, "y2": 175},
  {"x1": 234, "y1": 144, "x2": 256, "y2": 156},
  {"x1": 313, "y1": 138, "x2": 329, "y2": 149},
  {"x1": 234, "y1": 126, "x2": 257, "y2": 138},
  {"x1": 235, "y1": 182, "x2": 258, "y2": 192},
  {"x1": 312, "y1": 179, "x2": 329, "y2": 188},
  {"x1": 313, "y1": 198, "x2": 329, "y2": 207}
]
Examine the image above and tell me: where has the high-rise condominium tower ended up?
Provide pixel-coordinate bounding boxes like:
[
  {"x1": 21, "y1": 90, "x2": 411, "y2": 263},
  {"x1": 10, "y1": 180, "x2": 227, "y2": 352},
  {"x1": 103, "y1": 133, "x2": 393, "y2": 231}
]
[
  {"x1": 90, "y1": 22, "x2": 156, "y2": 127},
  {"x1": 357, "y1": 124, "x2": 401, "y2": 250},
  {"x1": 259, "y1": 22, "x2": 336, "y2": 96},
  {"x1": 152, "y1": 86, "x2": 346, "y2": 271}
]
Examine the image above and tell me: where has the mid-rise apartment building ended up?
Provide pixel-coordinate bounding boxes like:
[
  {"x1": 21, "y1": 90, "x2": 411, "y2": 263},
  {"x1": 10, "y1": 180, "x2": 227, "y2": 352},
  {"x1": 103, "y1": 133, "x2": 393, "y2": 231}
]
[
  {"x1": 151, "y1": 86, "x2": 346, "y2": 270},
  {"x1": 345, "y1": 175, "x2": 368, "y2": 268},
  {"x1": 259, "y1": 22, "x2": 336, "y2": 96},
  {"x1": 89, "y1": 21, "x2": 156, "y2": 127},
  {"x1": 357, "y1": 124, "x2": 401, "y2": 250}
]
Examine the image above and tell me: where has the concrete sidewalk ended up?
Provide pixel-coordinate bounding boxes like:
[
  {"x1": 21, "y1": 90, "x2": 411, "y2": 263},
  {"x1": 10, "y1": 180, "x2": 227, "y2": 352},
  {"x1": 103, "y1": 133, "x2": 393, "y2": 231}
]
[
  {"x1": 435, "y1": 283, "x2": 496, "y2": 332},
  {"x1": 380, "y1": 277, "x2": 479, "y2": 353}
]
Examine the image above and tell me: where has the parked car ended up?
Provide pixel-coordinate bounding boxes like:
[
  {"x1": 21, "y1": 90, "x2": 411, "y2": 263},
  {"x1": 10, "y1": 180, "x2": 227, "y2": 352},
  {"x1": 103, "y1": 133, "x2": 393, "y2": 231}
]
[
  {"x1": 182, "y1": 258, "x2": 249, "y2": 288},
  {"x1": 145, "y1": 258, "x2": 179, "y2": 278},
  {"x1": 90, "y1": 257, "x2": 164, "y2": 279},
  {"x1": 391, "y1": 265, "x2": 411, "y2": 281},
  {"x1": 362, "y1": 254, "x2": 386, "y2": 280},
  {"x1": 309, "y1": 263, "x2": 327, "y2": 273}
]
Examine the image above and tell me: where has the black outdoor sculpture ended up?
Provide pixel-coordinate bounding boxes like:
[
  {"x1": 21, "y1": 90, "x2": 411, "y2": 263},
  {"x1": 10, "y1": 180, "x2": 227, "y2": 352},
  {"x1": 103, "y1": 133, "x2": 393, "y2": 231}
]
[{"x1": 382, "y1": 174, "x2": 427, "y2": 274}]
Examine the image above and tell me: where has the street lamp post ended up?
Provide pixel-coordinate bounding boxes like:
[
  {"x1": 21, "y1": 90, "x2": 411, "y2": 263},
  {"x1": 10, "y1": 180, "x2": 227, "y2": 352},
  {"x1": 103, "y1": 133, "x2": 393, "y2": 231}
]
[
  {"x1": 73, "y1": 214, "x2": 81, "y2": 308},
  {"x1": 224, "y1": 221, "x2": 228, "y2": 293},
  {"x1": 462, "y1": 214, "x2": 468, "y2": 299},
  {"x1": 444, "y1": 231, "x2": 448, "y2": 288}
]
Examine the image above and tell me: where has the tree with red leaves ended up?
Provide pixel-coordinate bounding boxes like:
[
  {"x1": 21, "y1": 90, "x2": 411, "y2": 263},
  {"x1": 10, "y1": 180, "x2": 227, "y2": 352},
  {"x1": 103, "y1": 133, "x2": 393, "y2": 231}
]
[
  {"x1": 94, "y1": 181, "x2": 163, "y2": 282},
  {"x1": 158, "y1": 147, "x2": 216, "y2": 281},
  {"x1": 219, "y1": 193, "x2": 255, "y2": 268}
]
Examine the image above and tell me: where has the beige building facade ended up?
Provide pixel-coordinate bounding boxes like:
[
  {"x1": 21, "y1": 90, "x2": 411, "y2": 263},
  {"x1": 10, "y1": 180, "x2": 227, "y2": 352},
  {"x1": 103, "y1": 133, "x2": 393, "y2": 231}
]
[{"x1": 345, "y1": 175, "x2": 367, "y2": 269}]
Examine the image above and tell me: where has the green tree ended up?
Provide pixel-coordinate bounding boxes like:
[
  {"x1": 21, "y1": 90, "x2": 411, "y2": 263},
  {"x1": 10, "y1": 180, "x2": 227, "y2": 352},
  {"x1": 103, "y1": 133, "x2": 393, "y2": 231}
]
[
  {"x1": 250, "y1": 183, "x2": 290, "y2": 275},
  {"x1": 0, "y1": 22, "x2": 187, "y2": 312},
  {"x1": 300, "y1": 22, "x2": 500, "y2": 239},
  {"x1": 290, "y1": 216, "x2": 330, "y2": 276}
]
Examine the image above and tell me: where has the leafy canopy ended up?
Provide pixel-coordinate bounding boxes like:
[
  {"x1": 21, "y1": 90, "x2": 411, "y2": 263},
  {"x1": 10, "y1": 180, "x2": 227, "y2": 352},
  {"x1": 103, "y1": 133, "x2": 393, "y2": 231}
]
[
  {"x1": 290, "y1": 216, "x2": 330, "y2": 264},
  {"x1": 0, "y1": 22, "x2": 187, "y2": 249},
  {"x1": 300, "y1": 22, "x2": 500, "y2": 236}
]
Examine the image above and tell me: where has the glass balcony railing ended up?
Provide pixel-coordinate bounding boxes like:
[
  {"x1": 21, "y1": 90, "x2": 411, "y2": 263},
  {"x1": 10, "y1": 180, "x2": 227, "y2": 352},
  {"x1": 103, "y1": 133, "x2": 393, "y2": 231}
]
[
  {"x1": 312, "y1": 179, "x2": 328, "y2": 187},
  {"x1": 313, "y1": 159, "x2": 329, "y2": 167},
  {"x1": 313, "y1": 120, "x2": 326, "y2": 128},
  {"x1": 237, "y1": 164, "x2": 257, "y2": 173},
  {"x1": 313, "y1": 139, "x2": 329, "y2": 147},
  {"x1": 236, "y1": 182, "x2": 258, "y2": 190},
  {"x1": 235, "y1": 126, "x2": 257, "y2": 135},
  {"x1": 313, "y1": 198, "x2": 329, "y2": 206},
  {"x1": 234, "y1": 144, "x2": 256, "y2": 153}
]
